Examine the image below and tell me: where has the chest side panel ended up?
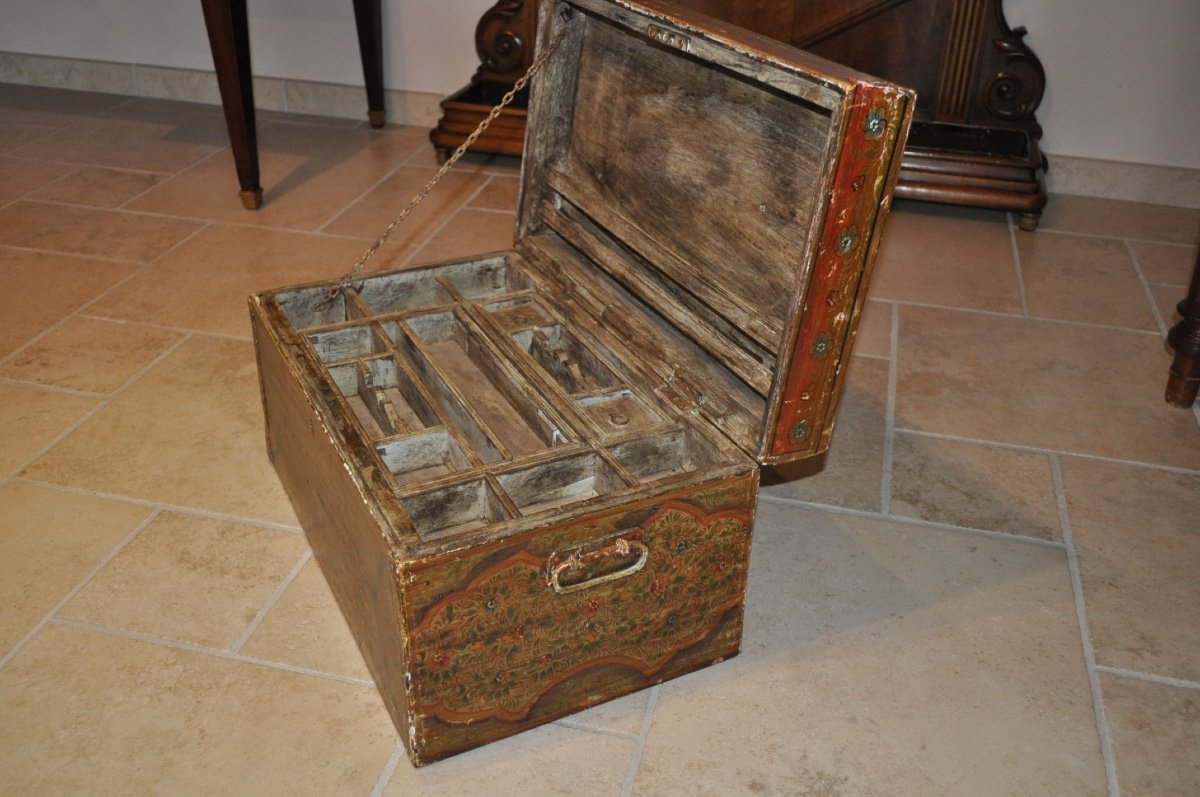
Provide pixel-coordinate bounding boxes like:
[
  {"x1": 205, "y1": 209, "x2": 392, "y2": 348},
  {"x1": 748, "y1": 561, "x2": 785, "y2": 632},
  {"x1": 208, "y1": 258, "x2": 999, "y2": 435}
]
[{"x1": 404, "y1": 473, "x2": 756, "y2": 763}]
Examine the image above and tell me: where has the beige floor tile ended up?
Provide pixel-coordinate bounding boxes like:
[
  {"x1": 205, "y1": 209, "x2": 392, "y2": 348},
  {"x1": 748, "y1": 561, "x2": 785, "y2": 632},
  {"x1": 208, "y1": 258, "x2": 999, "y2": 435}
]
[
  {"x1": 1153, "y1": 283, "x2": 1185, "y2": 329},
  {"x1": 0, "y1": 623, "x2": 396, "y2": 795},
  {"x1": 30, "y1": 165, "x2": 167, "y2": 208},
  {"x1": 0, "y1": 316, "x2": 182, "y2": 393},
  {"x1": 126, "y1": 123, "x2": 430, "y2": 230},
  {"x1": 0, "y1": 482, "x2": 151, "y2": 654},
  {"x1": 850, "y1": 298, "x2": 892, "y2": 358},
  {"x1": 0, "y1": 200, "x2": 201, "y2": 262},
  {"x1": 86, "y1": 224, "x2": 379, "y2": 337},
  {"x1": 60, "y1": 512, "x2": 307, "y2": 649},
  {"x1": 0, "y1": 382, "x2": 96, "y2": 478},
  {"x1": 1060, "y1": 457, "x2": 1200, "y2": 682},
  {"x1": 894, "y1": 305, "x2": 1200, "y2": 469},
  {"x1": 469, "y1": 175, "x2": 521, "y2": 211},
  {"x1": 23, "y1": 336, "x2": 298, "y2": 525},
  {"x1": 1131, "y1": 240, "x2": 1197, "y2": 286},
  {"x1": 324, "y1": 164, "x2": 491, "y2": 244},
  {"x1": 870, "y1": 201, "x2": 1023, "y2": 313},
  {"x1": 1101, "y1": 674, "x2": 1200, "y2": 797},
  {"x1": 384, "y1": 723, "x2": 634, "y2": 795},
  {"x1": 762, "y1": 357, "x2": 888, "y2": 511},
  {"x1": 0, "y1": 123, "x2": 56, "y2": 155},
  {"x1": 0, "y1": 156, "x2": 76, "y2": 204},
  {"x1": 239, "y1": 557, "x2": 372, "y2": 681},
  {"x1": 631, "y1": 503, "x2": 1107, "y2": 796},
  {"x1": 558, "y1": 689, "x2": 649, "y2": 737},
  {"x1": 1040, "y1": 194, "x2": 1200, "y2": 245},
  {"x1": 0, "y1": 247, "x2": 135, "y2": 358},
  {"x1": 11, "y1": 105, "x2": 229, "y2": 173},
  {"x1": 410, "y1": 208, "x2": 517, "y2": 264},
  {"x1": 889, "y1": 433, "x2": 1062, "y2": 540},
  {"x1": 0, "y1": 83, "x2": 124, "y2": 127},
  {"x1": 1019, "y1": 231, "x2": 1159, "y2": 330}
]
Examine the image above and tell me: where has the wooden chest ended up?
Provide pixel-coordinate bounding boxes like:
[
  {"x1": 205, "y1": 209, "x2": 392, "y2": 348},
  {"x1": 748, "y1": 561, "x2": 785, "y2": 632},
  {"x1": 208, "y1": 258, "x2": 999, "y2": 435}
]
[{"x1": 250, "y1": 0, "x2": 912, "y2": 766}]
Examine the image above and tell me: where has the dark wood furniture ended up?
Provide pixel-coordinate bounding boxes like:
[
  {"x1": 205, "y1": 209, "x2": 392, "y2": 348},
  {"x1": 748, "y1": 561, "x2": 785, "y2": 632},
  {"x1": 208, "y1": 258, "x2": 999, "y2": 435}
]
[
  {"x1": 200, "y1": 0, "x2": 386, "y2": 209},
  {"x1": 431, "y1": 0, "x2": 1047, "y2": 228},
  {"x1": 1166, "y1": 246, "x2": 1200, "y2": 407},
  {"x1": 429, "y1": 0, "x2": 537, "y2": 161}
]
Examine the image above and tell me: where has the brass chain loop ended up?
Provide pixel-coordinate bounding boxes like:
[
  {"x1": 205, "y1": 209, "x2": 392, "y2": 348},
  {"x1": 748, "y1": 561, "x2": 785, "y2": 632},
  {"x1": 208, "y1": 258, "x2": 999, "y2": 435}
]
[{"x1": 316, "y1": 29, "x2": 565, "y2": 310}]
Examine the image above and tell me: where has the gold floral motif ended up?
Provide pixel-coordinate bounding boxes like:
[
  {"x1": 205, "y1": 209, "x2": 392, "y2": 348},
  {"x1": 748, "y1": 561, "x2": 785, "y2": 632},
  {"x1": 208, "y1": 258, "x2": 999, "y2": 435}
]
[{"x1": 410, "y1": 499, "x2": 750, "y2": 723}]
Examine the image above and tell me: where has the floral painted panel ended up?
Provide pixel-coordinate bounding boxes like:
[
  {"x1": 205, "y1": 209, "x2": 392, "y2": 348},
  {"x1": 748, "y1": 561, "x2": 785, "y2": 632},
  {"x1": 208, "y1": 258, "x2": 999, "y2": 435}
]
[{"x1": 408, "y1": 478, "x2": 755, "y2": 726}]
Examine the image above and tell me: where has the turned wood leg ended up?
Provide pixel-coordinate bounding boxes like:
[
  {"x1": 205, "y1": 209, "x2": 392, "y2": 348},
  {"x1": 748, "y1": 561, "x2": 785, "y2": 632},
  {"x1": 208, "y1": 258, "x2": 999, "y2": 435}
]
[
  {"x1": 1018, "y1": 211, "x2": 1040, "y2": 232},
  {"x1": 352, "y1": 0, "x2": 387, "y2": 128},
  {"x1": 1165, "y1": 246, "x2": 1200, "y2": 407},
  {"x1": 200, "y1": 0, "x2": 262, "y2": 209}
]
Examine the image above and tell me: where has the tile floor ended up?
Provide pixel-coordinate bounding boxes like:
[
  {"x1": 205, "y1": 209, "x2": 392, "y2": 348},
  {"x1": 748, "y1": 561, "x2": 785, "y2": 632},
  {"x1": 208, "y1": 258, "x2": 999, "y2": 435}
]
[{"x1": 1, "y1": 82, "x2": 1197, "y2": 796}]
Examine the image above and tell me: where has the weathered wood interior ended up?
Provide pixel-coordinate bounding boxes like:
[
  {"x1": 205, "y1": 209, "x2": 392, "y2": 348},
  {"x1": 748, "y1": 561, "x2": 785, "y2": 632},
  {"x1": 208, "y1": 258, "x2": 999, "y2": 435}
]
[{"x1": 268, "y1": 252, "x2": 749, "y2": 544}]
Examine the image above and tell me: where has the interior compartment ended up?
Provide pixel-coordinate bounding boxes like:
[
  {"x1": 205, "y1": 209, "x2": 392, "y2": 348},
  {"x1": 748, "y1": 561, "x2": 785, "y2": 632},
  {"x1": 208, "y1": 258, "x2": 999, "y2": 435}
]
[
  {"x1": 511, "y1": 323, "x2": 621, "y2": 395},
  {"x1": 357, "y1": 256, "x2": 526, "y2": 315},
  {"x1": 610, "y1": 428, "x2": 723, "y2": 483},
  {"x1": 376, "y1": 429, "x2": 469, "y2": 487},
  {"x1": 403, "y1": 311, "x2": 570, "y2": 458},
  {"x1": 575, "y1": 388, "x2": 660, "y2": 435},
  {"x1": 342, "y1": 357, "x2": 440, "y2": 440},
  {"x1": 399, "y1": 478, "x2": 510, "y2": 539},
  {"x1": 307, "y1": 324, "x2": 379, "y2": 364},
  {"x1": 480, "y1": 295, "x2": 556, "y2": 332},
  {"x1": 495, "y1": 452, "x2": 627, "y2": 514}
]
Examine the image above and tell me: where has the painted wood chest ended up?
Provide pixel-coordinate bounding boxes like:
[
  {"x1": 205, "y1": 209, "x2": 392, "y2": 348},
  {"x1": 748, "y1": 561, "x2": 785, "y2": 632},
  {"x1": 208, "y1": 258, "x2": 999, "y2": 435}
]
[{"x1": 250, "y1": 0, "x2": 913, "y2": 766}]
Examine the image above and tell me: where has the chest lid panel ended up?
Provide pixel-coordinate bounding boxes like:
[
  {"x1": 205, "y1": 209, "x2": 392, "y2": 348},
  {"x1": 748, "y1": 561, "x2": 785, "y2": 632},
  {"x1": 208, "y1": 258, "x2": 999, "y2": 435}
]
[{"x1": 516, "y1": 0, "x2": 913, "y2": 464}]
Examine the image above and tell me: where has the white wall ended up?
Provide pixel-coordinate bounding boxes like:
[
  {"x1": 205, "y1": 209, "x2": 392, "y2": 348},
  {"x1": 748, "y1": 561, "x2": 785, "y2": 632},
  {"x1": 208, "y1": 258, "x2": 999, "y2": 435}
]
[
  {"x1": 1000, "y1": 0, "x2": 1199, "y2": 169},
  {"x1": 0, "y1": 0, "x2": 494, "y2": 96},
  {"x1": 1, "y1": 0, "x2": 1198, "y2": 169}
]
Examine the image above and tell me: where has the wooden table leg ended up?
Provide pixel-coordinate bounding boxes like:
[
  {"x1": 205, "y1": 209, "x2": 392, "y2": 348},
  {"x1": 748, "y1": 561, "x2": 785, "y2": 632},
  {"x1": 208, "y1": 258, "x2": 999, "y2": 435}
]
[
  {"x1": 1166, "y1": 245, "x2": 1200, "y2": 407},
  {"x1": 353, "y1": 0, "x2": 387, "y2": 128},
  {"x1": 200, "y1": 0, "x2": 262, "y2": 209}
]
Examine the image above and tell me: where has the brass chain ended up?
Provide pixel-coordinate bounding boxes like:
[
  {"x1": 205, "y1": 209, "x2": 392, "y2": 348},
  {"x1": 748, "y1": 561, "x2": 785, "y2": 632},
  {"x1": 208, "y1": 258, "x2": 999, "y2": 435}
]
[{"x1": 316, "y1": 29, "x2": 565, "y2": 309}]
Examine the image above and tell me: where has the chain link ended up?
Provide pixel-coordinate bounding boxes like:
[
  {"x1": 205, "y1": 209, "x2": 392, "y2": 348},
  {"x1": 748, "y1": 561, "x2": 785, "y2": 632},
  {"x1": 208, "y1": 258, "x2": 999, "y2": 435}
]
[{"x1": 316, "y1": 29, "x2": 566, "y2": 309}]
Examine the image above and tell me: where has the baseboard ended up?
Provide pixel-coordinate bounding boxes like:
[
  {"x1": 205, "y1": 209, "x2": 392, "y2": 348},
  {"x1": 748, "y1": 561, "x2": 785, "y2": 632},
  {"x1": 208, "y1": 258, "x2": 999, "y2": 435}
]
[
  {"x1": 0, "y1": 51, "x2": 443, "y2": 129},
  {"x1": 4, "y1": 50, "x2": 1199, "y2": 210},
  {"x1": 1046, "y1": 153, "x2": 1200, "y2": 210}
]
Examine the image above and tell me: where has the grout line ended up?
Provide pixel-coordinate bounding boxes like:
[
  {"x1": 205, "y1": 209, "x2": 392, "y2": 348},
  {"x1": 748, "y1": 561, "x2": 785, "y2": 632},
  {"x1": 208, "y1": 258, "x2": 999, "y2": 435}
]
[
  {"x1": 16, "y1": 195, "x2": 221, "y2": 224},
  {"x1": 1034, "y1": 225, "x2": 1199, "y2": 249},
  {"x1": 0, "y1": 240, "x2": 146, "y2": 266},
  {"x1": 853, "y1": 352, "x2": 890, "y2": 362},
  {"x1": 3, "y1": 334, "x2": 194, "y2": 477},
  {"x1": 14, "y1": 477, "x2": 303, "y2": 532},
  {"x1": 50, "y1": 616, "x2": 374, "y2": 687},
  {"x1": 759, "y1": 493, "x2": 1069, "y2": 550},
  {"x1": 370, "y1": 741, "x2": 405, "y2": 797},
  {"x1": 876, "y1": 297, "x2": 1162, "y2": 337},
  {"x1": 314, "y1": 160, "x2": 433, "y2": 235},
  {"x1": 464, "y1": 205, "x2": 519, "y2": 217},
  {"x1": 0, "y1": 151, "x2": 176, "y2": 177},
  {"x1": 230, "y1": 548, "x2": 313, "y2": 654},
  {"x1": 0, "y1": 376, "x2": 104, "y2": 399},
  {"x1": 879, "y1": 301, "x2": 898, "y2": 514},
  {"x1": 75, "y1": 313, "x2": 253, "y2": 343},
  {"x1": 0, "y1": 508, "x2": 162, "y2": 670},
  {"x1": 893, "y1": 428, "x2": 1200, "y2": 476},
  {"x1": 554, "y1": 718, "x2": 640, "y2": 740},
  {"x1": 405, "y1": 177, "x2": 499, "y2": 264},
  {"x1": 1007, "y1": 212, "x2": 1031, "y2": 316},
  {"x1": 1123, "y1": 238, "x2": 1169, "y2": 336},
  {"x1": 1095, "y1": 665, "x2": 1200, "y2": 691},
  {"x1": 619, "y1": 684, "x2": 659, "y2": 797},
  {"x1": 1050, "y1": 453, "x2": 1120, "y2": 797}
]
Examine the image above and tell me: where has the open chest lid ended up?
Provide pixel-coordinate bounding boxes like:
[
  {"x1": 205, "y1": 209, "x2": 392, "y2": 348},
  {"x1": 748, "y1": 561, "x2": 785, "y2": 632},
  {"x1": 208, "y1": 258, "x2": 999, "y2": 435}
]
[{"x1": 514, "y1": 0, "x2": 913, "y2": 465}]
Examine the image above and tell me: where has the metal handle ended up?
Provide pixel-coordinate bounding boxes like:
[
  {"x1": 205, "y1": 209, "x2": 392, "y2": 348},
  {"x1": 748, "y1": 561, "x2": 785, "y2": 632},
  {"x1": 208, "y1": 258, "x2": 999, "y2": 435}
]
[{"x1": 549, "y1": 538, "x2": 649, "y2": 595}]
